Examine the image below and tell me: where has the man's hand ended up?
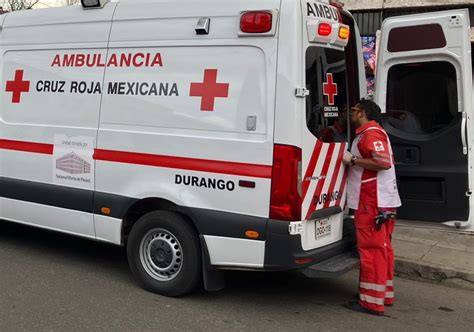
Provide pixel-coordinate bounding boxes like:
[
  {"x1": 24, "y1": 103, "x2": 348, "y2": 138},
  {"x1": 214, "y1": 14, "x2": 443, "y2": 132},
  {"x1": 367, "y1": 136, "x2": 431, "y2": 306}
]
[{"x1": 343, "y1": 151, "x2": 353, "y2": 165}]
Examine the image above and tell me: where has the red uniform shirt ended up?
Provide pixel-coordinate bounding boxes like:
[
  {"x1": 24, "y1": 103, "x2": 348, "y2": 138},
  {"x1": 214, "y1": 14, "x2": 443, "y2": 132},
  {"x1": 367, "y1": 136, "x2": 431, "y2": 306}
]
[{"x1": 355, "y1": 121, "x2": 394, "y2": 207}]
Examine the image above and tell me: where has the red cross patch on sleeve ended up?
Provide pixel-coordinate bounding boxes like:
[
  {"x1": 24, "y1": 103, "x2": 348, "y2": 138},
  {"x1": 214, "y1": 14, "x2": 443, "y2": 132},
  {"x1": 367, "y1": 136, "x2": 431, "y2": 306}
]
[{"x1": 373, "y1": 141, "x2": 385, "y2": 152}]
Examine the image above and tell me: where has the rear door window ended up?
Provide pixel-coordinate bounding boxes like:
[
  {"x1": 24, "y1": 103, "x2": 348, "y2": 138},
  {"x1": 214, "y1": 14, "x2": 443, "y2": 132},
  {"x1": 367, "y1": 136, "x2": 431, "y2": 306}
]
[
  {"x1": 385, "y1": 61, "x2": 458, "y2": 135},
  {"x1": 305, "y1": 47, "x2": 349, "y2": 143}
]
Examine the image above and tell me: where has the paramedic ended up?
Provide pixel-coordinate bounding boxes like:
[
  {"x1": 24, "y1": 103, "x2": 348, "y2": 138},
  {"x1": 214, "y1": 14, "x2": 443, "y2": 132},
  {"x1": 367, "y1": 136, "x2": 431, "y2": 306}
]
[{"x1": 342, "y1": 99, "x2": 401, "y2": 316}]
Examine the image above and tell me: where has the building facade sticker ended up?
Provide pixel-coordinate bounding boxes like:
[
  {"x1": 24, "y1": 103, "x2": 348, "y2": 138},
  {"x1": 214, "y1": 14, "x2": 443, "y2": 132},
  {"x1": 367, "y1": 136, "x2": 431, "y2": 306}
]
[
  {"x1": 56, "y1": 152, "x2": 91, "y2": 175},
  {"x1": 53, "y1": 135, "x2": 94, "y2": 189}
]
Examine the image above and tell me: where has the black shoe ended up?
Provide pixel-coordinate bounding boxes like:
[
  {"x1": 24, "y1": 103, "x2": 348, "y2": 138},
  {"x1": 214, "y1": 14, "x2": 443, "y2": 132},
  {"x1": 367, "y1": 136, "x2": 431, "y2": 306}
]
[{"x1": 345, "y1": 300, "x2": 384, "y2": 316}]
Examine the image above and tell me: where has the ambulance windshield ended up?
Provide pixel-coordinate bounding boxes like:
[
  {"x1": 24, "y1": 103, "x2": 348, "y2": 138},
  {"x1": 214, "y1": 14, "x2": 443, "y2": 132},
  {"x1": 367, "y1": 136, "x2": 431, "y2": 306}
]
[{"x1": 305, "y1": 47, "x2": 348, "y2": 143}]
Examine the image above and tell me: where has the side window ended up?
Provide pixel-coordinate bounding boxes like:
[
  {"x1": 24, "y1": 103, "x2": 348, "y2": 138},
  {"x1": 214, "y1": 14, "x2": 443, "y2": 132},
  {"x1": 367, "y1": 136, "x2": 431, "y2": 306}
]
[
  {"x1": 385, "y1": 61, "x2": 458, "y2": 135},
  {"x1": 305, "y1": 47, "x2": 349, "y2": 143}
]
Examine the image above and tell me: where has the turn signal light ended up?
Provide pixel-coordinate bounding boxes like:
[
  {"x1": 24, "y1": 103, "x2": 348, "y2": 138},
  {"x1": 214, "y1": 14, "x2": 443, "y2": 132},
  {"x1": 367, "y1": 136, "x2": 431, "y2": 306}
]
[
  {"x1": 318, "y1": 23, "x2": 332, "y2": 36},
  {"x1": 240, "y1": 11, "x2": 272, "y2": 33},
  {"x1": 339, "y1": 26, "x2": 350, "y2": 39},
  {"x1": 245, "y1": 230, "x2": 260, "y2": 239}
]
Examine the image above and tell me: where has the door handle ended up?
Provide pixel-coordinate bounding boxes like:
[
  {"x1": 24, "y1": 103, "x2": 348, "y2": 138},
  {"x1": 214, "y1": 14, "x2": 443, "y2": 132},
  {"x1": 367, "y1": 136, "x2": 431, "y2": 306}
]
[{"x1": 461, "y1": 112, "x2": 468, "y2": 155}]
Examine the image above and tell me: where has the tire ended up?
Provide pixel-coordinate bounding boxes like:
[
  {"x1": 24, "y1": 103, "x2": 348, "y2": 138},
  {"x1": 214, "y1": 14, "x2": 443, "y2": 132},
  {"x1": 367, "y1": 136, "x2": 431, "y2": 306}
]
[{"x1": 127, "y1": 210, "x2": 201, "y2": 297}]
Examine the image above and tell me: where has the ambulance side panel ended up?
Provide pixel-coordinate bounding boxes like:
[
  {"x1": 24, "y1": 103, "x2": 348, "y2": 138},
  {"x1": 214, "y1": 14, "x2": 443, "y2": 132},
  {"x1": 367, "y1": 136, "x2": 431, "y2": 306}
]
[
  {"x1": 0, "y1": 5, "x2": 116, "y2": 237},
  {"x1": 94, "y1": 1, "x2": 279, "y2": 267}
]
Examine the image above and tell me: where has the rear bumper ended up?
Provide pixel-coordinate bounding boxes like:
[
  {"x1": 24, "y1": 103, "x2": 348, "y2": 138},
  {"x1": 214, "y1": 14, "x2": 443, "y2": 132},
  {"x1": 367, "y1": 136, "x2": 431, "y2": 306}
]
[{"x1": 264, "y1": 217, "x2": 357, "y2": 274}]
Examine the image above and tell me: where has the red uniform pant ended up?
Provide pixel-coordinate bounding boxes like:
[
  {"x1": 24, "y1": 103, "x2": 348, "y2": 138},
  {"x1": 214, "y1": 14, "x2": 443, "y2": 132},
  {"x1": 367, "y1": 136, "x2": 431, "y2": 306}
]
[{"x1": 354, "y1": 203, "x2": 395, "y2": 312}]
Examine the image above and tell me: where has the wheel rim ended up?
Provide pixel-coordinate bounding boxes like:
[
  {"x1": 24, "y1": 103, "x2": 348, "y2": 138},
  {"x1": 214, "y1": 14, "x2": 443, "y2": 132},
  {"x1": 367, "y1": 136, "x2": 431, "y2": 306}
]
[{"x1": 139, "y1": 228, "x2": 183, "y2": 281}]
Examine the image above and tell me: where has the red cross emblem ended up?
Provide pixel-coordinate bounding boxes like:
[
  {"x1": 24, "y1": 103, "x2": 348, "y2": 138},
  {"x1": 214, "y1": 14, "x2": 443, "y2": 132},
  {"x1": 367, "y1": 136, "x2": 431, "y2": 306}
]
[
  {"x1": 6, "y1": 69, "x2": 30, "y2": 104},
  {"x1": 190, "y1": 69, "x2": 229, "y2": 111},
  {"x1": 323, "y1": 73, "x2": 338, "y2": 106},
  {"x1": 374, "y1": 141, "x2": 385, "y2": 152}
]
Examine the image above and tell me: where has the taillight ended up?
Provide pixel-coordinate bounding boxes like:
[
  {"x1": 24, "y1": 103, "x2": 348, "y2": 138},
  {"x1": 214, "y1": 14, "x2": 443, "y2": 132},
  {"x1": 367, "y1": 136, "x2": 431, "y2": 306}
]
[
  {"x1": 270, "y1": 144, "x2": 302, "y2": 221},
  {"x1": 240, "y1": 11, "x2": 272, "y2": 33},
  {"x1": 318, "y1": 23, "x2": 332, "y2": 36}
]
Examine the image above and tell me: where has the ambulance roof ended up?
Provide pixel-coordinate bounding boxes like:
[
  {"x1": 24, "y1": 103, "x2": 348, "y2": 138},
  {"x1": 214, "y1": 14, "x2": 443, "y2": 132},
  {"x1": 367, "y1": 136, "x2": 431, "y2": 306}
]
[
  {"x1": 0, "y1": 0, "x2": 291, "y2": 46},
  {"x1": 1, "y1": 0, "x2": 284, "y2": 29},
  {"x1": 117, "y1": 0, "x2": 280, "y2": 4}
]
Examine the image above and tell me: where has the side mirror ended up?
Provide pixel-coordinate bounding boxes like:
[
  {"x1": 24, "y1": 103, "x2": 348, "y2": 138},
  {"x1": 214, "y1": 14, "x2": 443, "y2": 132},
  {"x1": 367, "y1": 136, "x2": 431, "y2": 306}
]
[{"x1": 81, "y1": 0, "x2": 109, "y2": 9}]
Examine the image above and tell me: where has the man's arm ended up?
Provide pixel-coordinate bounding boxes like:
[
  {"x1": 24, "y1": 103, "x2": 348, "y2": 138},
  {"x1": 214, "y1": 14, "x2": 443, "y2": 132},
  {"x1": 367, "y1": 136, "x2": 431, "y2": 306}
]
[{"x1": 353, "y1": 157, "x2": 390, "y2": 171}]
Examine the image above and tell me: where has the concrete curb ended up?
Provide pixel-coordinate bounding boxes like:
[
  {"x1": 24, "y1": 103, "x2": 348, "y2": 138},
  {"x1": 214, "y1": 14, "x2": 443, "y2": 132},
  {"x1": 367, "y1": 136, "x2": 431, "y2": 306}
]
[
  {"x1": 391, "y1": 224, "x2": 474, "y2": 291},
  {"x1": 395, "y1": 259, "x2": 474, "y2": 291}
]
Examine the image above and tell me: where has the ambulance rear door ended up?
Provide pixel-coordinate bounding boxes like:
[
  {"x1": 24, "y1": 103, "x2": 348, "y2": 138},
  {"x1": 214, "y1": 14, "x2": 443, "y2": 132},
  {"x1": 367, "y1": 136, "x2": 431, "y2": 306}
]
[
  {"x1": 300, "y1": 0, "x2": 352, "y2": 250},
  {"x1": 375, "y1": 10, "x2": 472, "y2": 227}
]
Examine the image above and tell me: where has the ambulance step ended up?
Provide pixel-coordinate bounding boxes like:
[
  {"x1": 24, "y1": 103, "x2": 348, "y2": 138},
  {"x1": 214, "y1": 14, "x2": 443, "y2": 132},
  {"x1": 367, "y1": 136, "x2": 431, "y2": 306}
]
[{"x1": 299, "y1": 251, "x2": 359, "y2": 278}]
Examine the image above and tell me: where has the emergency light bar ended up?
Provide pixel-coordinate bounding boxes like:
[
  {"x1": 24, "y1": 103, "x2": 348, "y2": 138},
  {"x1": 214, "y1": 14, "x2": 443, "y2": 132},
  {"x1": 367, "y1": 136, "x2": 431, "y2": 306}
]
[
  {"x1": 307, "y1": 21, "x2": 350, "y2": 47},
  {"x1": 81, "y1": 0, "x2": 108, "y2": 9},
  {"x1": 318, "y1": 23, "x2": 332, "y2": 36}
]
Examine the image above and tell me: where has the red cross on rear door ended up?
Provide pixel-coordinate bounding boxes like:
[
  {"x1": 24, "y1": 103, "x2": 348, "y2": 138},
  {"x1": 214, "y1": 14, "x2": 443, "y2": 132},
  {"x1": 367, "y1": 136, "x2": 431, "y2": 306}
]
[{"x1": 323, "y1": 73, "x2": 338, "y2": 106}]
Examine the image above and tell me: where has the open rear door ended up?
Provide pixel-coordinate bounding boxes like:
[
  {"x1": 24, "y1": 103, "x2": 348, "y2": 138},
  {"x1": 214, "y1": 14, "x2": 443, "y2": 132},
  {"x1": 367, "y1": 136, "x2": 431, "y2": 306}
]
[{"x1": 375, "y1": 10, "x2": 472, "y2": 226}]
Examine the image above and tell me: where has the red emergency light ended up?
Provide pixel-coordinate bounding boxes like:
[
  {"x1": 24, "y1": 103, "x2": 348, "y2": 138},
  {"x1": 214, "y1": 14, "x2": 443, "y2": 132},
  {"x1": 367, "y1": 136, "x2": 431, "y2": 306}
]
[
  {"x1": 240, "y1": 11, "x2": 273, "y2": 33},
  {"x1": 318, "y1": 23, "x2": 332, "y2": 36}
]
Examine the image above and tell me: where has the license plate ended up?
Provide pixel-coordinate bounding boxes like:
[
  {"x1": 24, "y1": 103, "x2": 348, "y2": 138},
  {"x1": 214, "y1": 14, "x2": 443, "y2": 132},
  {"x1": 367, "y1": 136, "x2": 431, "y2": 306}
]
[{"x1": 315, "y1": 218, "x2": 331, "y2": 239}]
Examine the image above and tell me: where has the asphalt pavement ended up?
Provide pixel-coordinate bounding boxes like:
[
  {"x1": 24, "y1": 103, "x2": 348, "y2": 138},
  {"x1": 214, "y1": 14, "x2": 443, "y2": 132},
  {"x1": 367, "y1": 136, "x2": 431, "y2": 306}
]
[{"x1": 1, "y1": 220, "x2": 473, "y2": 331}]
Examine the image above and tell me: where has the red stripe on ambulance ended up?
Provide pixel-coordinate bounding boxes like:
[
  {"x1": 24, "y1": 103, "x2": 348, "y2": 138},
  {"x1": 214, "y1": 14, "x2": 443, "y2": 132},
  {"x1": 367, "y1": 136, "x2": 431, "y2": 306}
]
[
  {"x1": 0, "y1": 139, "x2": 53, "y2": 155},
  {"x1": 94, "y1": 149, "x2": 272, "y2": 178},
  {"x1": 302, "y1": 140, "x2": 324, "y2": 199},
  {"x1": 322, "y1": 143, "x2": 345, "y2": 209},
  {"x1": 0, "y1": 139, "x2": 271, "y2": 179},
  {"x1": 305, "y1": 143, "x2": 336, "y2": 219},
  {"x1": 335, "y1": 167, "x2": 349, "y2": 207}
]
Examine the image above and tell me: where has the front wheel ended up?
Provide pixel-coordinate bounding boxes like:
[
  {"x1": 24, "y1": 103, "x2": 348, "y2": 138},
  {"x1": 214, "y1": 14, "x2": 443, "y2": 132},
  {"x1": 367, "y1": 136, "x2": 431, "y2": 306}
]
[{"x1": 127, "y1": 211, "x2": 201, "y2": 297}]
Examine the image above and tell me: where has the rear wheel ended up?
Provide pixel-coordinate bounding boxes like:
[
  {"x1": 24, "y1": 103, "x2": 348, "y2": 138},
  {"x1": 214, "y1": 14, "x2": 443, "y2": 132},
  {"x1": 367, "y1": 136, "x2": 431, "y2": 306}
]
[{"x1": 127, "y1": 211, "x2": 201, "y2": 297}]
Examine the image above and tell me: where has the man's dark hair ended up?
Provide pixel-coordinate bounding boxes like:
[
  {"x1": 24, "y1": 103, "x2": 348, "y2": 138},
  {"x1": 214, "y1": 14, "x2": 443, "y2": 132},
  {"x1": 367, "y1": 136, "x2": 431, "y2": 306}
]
[{"x1": 358, "y1": 98, "x2": 381, "y2": 122}]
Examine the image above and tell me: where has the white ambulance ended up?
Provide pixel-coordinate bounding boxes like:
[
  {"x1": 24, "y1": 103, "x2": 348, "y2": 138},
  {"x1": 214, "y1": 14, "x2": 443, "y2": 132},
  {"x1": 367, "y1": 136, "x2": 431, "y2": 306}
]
[{"x1": 0, "y1": 0, "x2": 471, "y2": 297}]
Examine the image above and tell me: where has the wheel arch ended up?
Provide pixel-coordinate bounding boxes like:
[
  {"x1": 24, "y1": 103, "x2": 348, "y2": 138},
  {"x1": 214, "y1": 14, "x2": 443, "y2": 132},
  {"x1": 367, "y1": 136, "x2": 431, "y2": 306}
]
[{"x1": 121, "y1": 197, "x2": 199, "y2": 245}]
